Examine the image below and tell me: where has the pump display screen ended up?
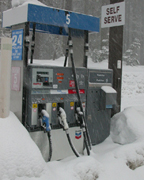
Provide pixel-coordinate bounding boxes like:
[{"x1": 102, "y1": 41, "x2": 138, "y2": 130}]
[
  {"x1": 37, "y1": 72, "x2": 49, "y2": 75},
  {"x1": 37, "y1": 75, "x2": 49, "y2": 83}
]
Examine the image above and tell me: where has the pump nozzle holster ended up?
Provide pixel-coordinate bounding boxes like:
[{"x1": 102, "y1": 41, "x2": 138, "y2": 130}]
[
  {"x1": 58, "y1": 107, "x2": 69, "y2": 130},
  {"x1": 76, "y1": 107, "x2": 85, "y2": 128}
]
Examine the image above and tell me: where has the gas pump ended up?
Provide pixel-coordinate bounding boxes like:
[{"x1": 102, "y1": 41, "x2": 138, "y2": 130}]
[
  {"x1": 24, "y1": 65, "x2": 88, "y2": 160},
  {"x1": 2, "y1": 3, "x2": 117, "y2": 161}
]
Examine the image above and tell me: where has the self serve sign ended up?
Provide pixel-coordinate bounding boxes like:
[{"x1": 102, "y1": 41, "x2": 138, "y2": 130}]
[{"x1": 101, "y1": 2, "x2": 125, "y2": 28}]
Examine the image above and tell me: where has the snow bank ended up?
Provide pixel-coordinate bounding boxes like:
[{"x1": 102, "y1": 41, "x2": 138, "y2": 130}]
[
  {"x1": 0, "y1": 112, "x2": 45, "y2": 180},
  {"x1": 114, "y1": 140, "x2": 144, "y2": 170},
  {"x1": 64, "y1": 156, "x2": 102, "y2": 180},
  {"x1": 15, "y1": 156, "x2": 102, "y2": 180},
  {"x1": 110, "y1": 107, "x2": 144, "y2": 144},
  {"x1": 11, "y1": 0, "x2": 46, "y2": 8},
  {"x1": 0, "y1": 111, "x2": 102, "y2": 180}
]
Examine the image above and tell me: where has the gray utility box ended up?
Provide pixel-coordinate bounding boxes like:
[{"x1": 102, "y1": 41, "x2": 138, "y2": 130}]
[
  {"x1": 100, "y1": 86, "x2": 117, "y2": 110},
  {"x1": 86, "y1": 69, "x2": 117, "y2": 145}
]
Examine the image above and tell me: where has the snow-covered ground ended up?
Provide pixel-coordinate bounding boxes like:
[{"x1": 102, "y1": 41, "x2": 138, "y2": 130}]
[
  {"x1": 121, "y1": 65, "x2": 144, "y2": 111},
  {"x1": 0, "y1": 57, "x2": 144, "y2": 180}
]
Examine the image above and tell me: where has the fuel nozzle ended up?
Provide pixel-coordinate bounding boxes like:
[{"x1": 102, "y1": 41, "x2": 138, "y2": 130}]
[
  {"x1": 41, "y1": 109, "x2": 51, "y2": 132},
  {"x1": 76, "y1": 107, "x2": 85, "y2": 128},
  {"x1": 58, "y1": 107, "x2": 69, "y2": 130},
  {"x1": 40, "y1": 109, "x2": 52, "y2": 161},
  {"x1": 58, "y1": 107, "x2": 80, "y2": 157}
]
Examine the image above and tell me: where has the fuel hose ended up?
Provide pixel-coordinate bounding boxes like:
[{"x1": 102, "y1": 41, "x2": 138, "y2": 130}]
[
  {"x1": 68, "y1": 28, "x2": 91, "y2": 154},
  {"x1": 58, "y1": 107, "x2": 80, "y2": 157},
  {"x1": 65, "y1": 130, "x2": 80, "y2": 157},
  {"x1": 47, "y1": 131, "x2": 52, "y2": 161}
]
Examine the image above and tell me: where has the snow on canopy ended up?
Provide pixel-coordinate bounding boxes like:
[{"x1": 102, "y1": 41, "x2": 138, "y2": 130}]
[{"x1": 11, "y1": 0, "x2": 45, "y2": 8}]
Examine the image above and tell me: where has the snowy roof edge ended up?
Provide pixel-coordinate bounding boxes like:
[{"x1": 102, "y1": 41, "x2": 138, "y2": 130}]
[
  {"x1": 2, "y1": 3, "x2": 100, "y2": 33},
  {"x1": 2, "y1": 4, "x2": 28, "y2": 28}
]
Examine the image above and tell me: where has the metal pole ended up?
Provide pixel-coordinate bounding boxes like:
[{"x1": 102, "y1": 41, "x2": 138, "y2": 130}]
[
  {"x1": 109, "y1": 0, "x2": 124, "y2": 115},
  {"x1": 0, "y1": 37, "x2": 12, "y2": 118},
  {"x1": 83, "y1": 30, "x2": 88, "y2": 68},
  {"x1": 22, "y1": 22, "x2": 29, "y2": 125},
  {"x1": 65, "y1": 0, "x2": 72, "y2": 11}
]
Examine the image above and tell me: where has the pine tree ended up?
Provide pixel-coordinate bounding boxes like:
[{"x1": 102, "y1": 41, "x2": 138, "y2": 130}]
[{"x1": 123, "y1": 38, "x2": 141, "y2": 66}]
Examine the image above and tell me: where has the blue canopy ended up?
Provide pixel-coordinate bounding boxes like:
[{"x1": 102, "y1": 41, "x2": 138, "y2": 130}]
[{"x1": 3, "y1": 3, "x2": 100, "y2": 35}]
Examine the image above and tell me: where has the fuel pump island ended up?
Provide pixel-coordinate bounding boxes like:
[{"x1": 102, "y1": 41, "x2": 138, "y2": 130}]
[{"x1": 2, "y1": 3, "x2": 117, "y2": 161}]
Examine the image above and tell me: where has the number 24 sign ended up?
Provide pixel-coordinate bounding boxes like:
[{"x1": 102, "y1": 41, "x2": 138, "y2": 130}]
[{"x1": 12, "y1": 29, "x2": 23, "y2": 60}]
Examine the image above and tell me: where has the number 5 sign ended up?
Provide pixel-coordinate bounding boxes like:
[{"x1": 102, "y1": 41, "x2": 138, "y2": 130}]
[
  {"x1": 12, "y1": 29, "x2": 23, "y2": 60},
  {"x1": 11, "y1": 67, "x2": 21, "y2": 91}
]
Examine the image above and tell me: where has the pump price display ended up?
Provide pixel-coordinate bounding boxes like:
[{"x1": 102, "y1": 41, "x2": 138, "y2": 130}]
[{"x1": 12, "y1": 29, "x2": 24, "y2": 60}]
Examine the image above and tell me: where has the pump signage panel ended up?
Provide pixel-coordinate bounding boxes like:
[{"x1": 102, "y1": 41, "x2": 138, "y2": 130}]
[
  {"x1": 11, "y1": 67, "x2": 21, "y2": 91},
  {"x1": 101, "y1": 2, "x2": 125, "y2": 28},
  {"x1": 12, "y1": 29, "x2": 23, "y2": 60}
]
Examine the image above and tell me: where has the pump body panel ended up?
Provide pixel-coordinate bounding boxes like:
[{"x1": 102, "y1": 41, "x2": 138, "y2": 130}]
[
  {"x1": 24, "y1": 66, "x2": 86, "y2": 131},
  {"x1": 23, "y1": 66, "x2": 116, "y2": 151}
]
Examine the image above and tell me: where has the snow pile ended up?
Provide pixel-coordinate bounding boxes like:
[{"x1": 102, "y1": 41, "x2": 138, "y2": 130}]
[
  {"x1": 30, "y1": 57, "x2": 65, "y2": 66},
  {"x1": 11, "y1": 0, "x2": 45, "y2": 8},
  {"x1": 93, "y1": 136, "x2": 144, "y2": 180},
  {"x1": 54, "y1": 156, "x2": 101, "y2": 180},
  {"x1": 114, "y1": 140, "x2": 144, "y2": 170},
  {"x1": 65, "y1": 156, "x2": 101, "y2": 180},
  {"x1": 15, "y1": 156, "x2": 102, "y2": 180},
  {"x1": 111, "y1": 107, "x2": 144, "y2": 144},
  {"x1": 0, "y1": 112, "x2": 45, "y2": 180}
]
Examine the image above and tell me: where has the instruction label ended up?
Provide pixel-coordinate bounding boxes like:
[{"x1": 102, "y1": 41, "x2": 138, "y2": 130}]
[
  {"x1": 70, "y1": 102, "x2": 74, "y2": 107},
  {"x1": 52, "y1": 103, "x2": 57, "y2": 107},
  {"x1": 69, "y1": 80, "x2": 75, "y2": 87},
  {"x1": 33, "y1": 104, "x2": 38, "y2": 108}
]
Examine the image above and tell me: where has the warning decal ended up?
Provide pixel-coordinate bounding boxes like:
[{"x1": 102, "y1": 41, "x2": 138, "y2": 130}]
[
  {"x1": 69, "y1": 80, "x2": 75, "y2": 87},
  {"x1": 68, "y1": 89, "x2": 85, "y2": 94},
  {"x1": 33, "y1": 104, "x2": 37, "y2": 108}
]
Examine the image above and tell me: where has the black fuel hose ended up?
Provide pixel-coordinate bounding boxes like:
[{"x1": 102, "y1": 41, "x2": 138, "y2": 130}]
[
  {"x1": 47, "y1": 131, "x2": 52, "y2": 162},
  {"x1": 70, "y1": 52, "x2": 91, "y2": 156},
  {"x1": 65, "y1": 130, "x2": 80, "y2": 157},
  {"x1": 64, "y1": 39, "x2": 69, "y2": 67},
  {"x1": 30, "y1": 23, "x2": 36, "y2": 64},
  {"x1": 68, "y1": 29, "x2": 91, "y2": 153},
  {"x1": 83, "y1": 130, "x2": 90, "y2": 156}
]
